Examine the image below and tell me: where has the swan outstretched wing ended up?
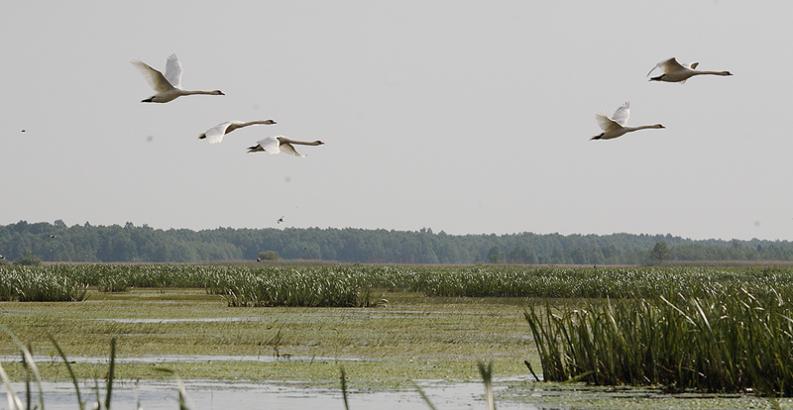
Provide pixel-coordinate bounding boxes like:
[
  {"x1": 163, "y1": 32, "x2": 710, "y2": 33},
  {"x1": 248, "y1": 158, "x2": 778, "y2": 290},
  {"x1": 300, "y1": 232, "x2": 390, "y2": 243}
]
[
  {"x1": 647, "y1": 57, "x2": 687, "y2": 76},
  {"x1": 596, "y1": 114, "x2": 622, "y2": 132},
  {"x1": 281, "y1": 142, "x2": 306, "y2": 158},
  {"x1": 202, "y1": 122, "x2": 233, "y2": 144},
  {"x1": 132, "y1": 61, "x2": 175, "y2": 92},
  {"x1": 611, "y1": 101, "x2": 630, "y2": 126},
  {"x1": 165, "y1": 54, "x2": 183, "y2": 89},
  {"x1": 278, "y1": 142, "x2": 305, "y2": 157},
  {"x1": 257, "y1": 137, "x2": 281, "y2": 154}
]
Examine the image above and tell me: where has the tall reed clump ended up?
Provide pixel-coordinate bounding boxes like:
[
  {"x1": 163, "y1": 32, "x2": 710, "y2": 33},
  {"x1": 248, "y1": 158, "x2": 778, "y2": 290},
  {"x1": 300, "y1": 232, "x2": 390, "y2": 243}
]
[
  {"x1": 525, "y1": 289, "x2": 793, "y2": 396},
  {"x1": 415, "y1": 266, "x2": 793, "y2": 299},
  {"x1": 0, "y1": 266, "x2": 87, "y2": 302},
  {"x1": 212, "y1": 269, "x2": 383, "y2": 307}
]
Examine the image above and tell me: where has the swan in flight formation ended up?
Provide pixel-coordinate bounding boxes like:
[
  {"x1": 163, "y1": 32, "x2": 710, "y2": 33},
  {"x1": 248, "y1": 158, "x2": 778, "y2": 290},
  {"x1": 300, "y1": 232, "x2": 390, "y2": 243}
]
[
  {"x1": 132, "y1": 54, "x2": 225, "y2": 103},
  {"x1": 198, "y1": 120, "x2": 277, "y2": 144},
  {"x1": 591, "y1": 102, "x2": 665, "y2": 141},
  {"x1": 247, "y1": 136, "x2": 325, "y2": 157},
  {"x1": 647, "y1": 58, "x2": 732, "y2": 83}
]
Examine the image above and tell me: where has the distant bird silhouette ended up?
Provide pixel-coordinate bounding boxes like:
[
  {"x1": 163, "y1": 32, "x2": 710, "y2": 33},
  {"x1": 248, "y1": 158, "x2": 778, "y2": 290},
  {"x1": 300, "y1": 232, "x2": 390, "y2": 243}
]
[
  {"x1": 20, "y1": 129, "x2": 26, "y2": 133},
  {"x1": 198, "y1": 120, "x2": 277, "y2": 144},
  {"x1": 256, "y1": 257, "x2": 262, "y2": 262},
  {"x1": 0, "y1": 255, "x2": 5, "y2": 260},
  {"x1": 247, "y1": 136, "x2": 324, "y2": 157},
  {"x1": 48, "y1": 234, "x2": 57, "y2": 239},
  {"x1": 591, "y1": 102, "x2": 665, "y2": 141},
  {"x1": 647, "y1": 57, "x2": 732, "y2": 83},
  {"x1": 132, "y1": 54, "x2": 224, "y2": 103},
  {"x1": 277, "y1": 216, "x2": 285, "y2": 224}
]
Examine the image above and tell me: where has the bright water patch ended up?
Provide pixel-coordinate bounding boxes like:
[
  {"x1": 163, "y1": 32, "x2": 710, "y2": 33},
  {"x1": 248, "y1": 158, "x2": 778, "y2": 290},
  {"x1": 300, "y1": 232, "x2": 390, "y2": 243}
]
[{"x1": 10, "y1": 380, "x2": 537, "y2": 410}]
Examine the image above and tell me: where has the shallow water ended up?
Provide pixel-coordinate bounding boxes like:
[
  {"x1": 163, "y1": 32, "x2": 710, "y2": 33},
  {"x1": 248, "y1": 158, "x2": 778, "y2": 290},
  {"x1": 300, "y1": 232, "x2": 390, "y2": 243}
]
[
  {"x1": 0, "y1": 354, "x2": 366, "y2": 364},
  {"x1": 9, "y1": 380, "x2": 536, "y2": 410}
]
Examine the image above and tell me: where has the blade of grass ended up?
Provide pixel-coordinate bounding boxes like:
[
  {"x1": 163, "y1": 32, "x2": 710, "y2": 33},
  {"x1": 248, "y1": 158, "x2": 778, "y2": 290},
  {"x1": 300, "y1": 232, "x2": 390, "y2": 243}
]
[
  {"x1": 340, "y1": 367, "x2": 350, "y2": 410},
  {"x1": 0, "y1": 361, "x2": 23, "y2": 410},
  {"x1": 477, "y1": 361, "x2": 496, "y2": 410},
  {"x1": 48, "y1": 335, "x2": 84, "y2": 410},
  {"x1": 0, "y1": 325, "x2": 45, "y2": 410},
  {"x1": 411, "y1": 381, "x2": 438, "y2": 410},
  {"x1": 104, "y1": 337, "x2": 116, "y2": 410}
]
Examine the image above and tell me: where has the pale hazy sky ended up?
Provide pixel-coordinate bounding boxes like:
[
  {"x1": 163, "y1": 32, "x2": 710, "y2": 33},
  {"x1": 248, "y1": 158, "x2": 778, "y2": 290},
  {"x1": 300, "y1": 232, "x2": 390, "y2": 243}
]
[{"x1": 1, "y1": 1, "x2": 792, "y2": 240}]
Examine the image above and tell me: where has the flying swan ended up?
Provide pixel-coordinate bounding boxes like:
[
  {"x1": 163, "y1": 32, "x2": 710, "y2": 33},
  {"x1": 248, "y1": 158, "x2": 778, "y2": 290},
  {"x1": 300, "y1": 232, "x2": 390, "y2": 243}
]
[
  {"x1": 591, "y1": 102, "x2": 665, "y2": 141},
  {"x1": 199, "y1": 120, "x2": 277, "y2": 144},
  {"x1": 132, "y1": 54, "x2": 225, "y2": 103},
  {"x1": 647, "y1": 58, "x2": 732, "y2": 83},
  {"x1": 247, "y1": 136, "x2": 324, "y2": 157}
]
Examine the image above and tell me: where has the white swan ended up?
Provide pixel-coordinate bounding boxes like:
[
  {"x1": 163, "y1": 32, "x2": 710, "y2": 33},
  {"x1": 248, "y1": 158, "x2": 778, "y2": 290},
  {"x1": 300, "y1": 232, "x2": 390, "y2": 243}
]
[
  {"x1": 247, "y1": 136, "x2": 325, "y2": 157},
  {"x1": 591, "y1": 102, "x2": 665, "y2": 140},
  {"x1": 647, "y1": 58, "x2": 732, "y2": 83},
  {"x1": 198, "y1": 120, "x2": 277, "y2": 144},
  {"x1": 132, "y1": 54, "x2": 225, "y2": 103}
]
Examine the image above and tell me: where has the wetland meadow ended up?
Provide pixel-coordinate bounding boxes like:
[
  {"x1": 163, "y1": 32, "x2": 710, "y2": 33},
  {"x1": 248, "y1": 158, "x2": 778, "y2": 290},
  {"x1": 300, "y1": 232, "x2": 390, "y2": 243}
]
[{"x1": 2, "y1": 263, "x2": 793, "y2": 408}]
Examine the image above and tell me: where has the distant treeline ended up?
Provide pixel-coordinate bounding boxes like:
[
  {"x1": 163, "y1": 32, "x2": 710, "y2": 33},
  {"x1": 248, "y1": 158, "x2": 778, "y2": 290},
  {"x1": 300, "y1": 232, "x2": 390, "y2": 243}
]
[{"x1": 1, "y1": 220, "x2": 793, "y2": 264}]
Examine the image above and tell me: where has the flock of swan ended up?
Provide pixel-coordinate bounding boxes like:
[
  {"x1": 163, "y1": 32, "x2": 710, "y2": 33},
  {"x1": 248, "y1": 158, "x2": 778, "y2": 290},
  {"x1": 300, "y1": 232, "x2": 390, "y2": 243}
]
[
  {"x1": 592, "y1": 57, "x2": 732, "y2": 141},
  {"x1": 132, "y1": 54, "x2": 324, "y2": 156},
  {"x1": 132, "y1": 53, "x2": 732, "y2": 151}
]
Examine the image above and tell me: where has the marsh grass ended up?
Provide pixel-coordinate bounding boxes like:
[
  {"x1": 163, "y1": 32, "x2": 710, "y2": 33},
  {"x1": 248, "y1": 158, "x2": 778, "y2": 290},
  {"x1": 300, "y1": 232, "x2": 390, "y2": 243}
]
[
  {"x1": 525, "y1": 289, "x2": 793, "y2": 396},
  {"x1": 0, "y1": 267, "x2": 86, "y2": 302},
  {"x1": 5, "y1": 263, "x2": 793, "y2": 306}
]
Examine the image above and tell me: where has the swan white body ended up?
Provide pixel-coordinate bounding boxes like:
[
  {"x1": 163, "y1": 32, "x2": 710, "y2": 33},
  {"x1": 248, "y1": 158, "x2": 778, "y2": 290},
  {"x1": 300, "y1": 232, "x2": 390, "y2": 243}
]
[
  {"x1": 647, "y1": 58, "x2": 732, "y2": 83},
  {"x1": 247, "y1": 136, "x2": 325, "y2": 157},
  {"x1": 592, "y1": 102, "x2": 665, "y2": 140},
  {"x1": 199, "y1": 120, "x2": 277, "y2": 144},
  {"x1": 132, "y1": 54, "x2": 225, "y2": 103}
]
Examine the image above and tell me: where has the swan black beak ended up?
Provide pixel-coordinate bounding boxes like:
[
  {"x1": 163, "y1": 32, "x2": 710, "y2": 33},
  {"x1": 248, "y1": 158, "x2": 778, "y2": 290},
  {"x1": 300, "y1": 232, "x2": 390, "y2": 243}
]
[{"x1": 141, "y1": 97, "x2": 154, "y2": 103}]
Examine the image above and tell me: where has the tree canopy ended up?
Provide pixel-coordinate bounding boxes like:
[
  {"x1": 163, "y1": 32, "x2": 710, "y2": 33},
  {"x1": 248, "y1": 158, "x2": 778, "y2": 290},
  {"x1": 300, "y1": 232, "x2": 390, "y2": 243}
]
[{"x1": 1, "y1": 220, "x2": 793, "y2": 264}]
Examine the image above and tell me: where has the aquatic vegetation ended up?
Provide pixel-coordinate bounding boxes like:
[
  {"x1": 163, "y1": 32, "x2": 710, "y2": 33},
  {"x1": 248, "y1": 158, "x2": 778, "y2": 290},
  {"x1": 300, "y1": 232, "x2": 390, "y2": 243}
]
[
  {"x1": 0, "y1": 266, "x2": 87, "y2": 302},
  {"x1": 525, "y1": 289, "x2": 793, "y2": 396},
  {"x1": 3, "y1": 263, "x2": 793, "y2": 305}
]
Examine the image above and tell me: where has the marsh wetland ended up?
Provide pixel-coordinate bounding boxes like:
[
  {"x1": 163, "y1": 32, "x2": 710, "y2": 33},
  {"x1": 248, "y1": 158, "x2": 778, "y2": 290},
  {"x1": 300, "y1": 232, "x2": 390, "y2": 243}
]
[{"x1": 2, "y1": 263, "x2": 793, "y2": 408}]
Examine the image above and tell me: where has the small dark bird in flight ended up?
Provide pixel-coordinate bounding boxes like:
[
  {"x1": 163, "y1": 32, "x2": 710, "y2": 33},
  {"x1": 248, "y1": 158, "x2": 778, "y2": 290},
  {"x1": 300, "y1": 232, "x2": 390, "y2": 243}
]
[
  {"x1": 0, "y1": 255, "x2": 5, "y2": 260},
  {"x1": 49, "y1": 234, "x2": 57, "y2": 239},
  {"x1": 277, "y1": 217, "x2": 285, "y2": 224},
  {"x1": 256, "y1": 257, "x2": 262, "y2": 263},
  {"x1": 20, "y1": 129, "x2": 26, "y2": 133}
]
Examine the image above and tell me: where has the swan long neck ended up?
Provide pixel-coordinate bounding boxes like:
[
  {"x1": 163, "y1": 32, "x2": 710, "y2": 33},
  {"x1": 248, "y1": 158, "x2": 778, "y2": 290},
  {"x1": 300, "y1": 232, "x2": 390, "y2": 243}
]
[
  {"x1": 246, "y1": 120, "x2": 275, "y2": 126},
  {"x1": 182, "y1": 90, "x2": 220, "y2": 95},
  {"x1": 280, "y1": 138, "x2": 322, "y2": 146},
  {"x1": 692, "y1": 70, "x2": 731, "y2": 76},
  {"x1": 625, "y1": 125, "x2": 660, "y2": 132}
]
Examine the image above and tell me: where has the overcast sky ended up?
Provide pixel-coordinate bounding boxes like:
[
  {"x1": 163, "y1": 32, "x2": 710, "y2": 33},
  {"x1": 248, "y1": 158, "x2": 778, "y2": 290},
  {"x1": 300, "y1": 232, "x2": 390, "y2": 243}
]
[{"x1": 1, "y1": 1, "x2": 792, "y2": 240}]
